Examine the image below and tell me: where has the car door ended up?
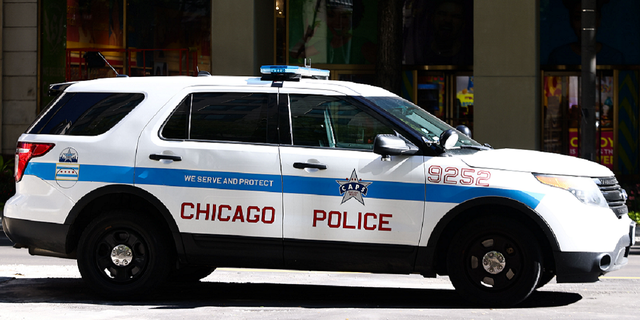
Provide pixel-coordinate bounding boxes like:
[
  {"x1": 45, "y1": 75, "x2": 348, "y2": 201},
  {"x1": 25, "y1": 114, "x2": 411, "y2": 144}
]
[
  {"x1": 135, "y1": 87, "x2": 284, "y2": 267},
  {"x1": 279, "y1": 92, "x2": 426, "y2": 273}
]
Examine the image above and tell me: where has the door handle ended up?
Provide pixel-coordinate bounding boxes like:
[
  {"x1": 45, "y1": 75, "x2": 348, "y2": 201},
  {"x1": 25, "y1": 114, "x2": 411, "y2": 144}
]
[
  {"x1": 149, "y1": 154, "x2": 182, "y2": 161},
  {"x1": 293, "y1": 162, "x2": 327, "y2": 170}
]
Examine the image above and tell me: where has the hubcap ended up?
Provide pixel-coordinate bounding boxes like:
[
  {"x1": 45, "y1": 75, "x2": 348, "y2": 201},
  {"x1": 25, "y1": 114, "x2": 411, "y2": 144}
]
[
  {"x1": 482, "y1": 250, "x2": 506, "y2": 274},
  {"x1": 111, "y1": 244, "x2": 133, "y2": 267}
]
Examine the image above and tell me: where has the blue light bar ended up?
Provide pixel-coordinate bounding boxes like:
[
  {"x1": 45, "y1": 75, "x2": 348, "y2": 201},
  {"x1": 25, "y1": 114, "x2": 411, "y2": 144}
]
[{"x1": 260, "y1": 65, "x2": 330, "y2": 80}]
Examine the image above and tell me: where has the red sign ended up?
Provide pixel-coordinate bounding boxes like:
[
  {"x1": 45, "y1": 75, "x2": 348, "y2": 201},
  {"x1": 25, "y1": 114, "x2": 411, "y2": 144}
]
[{"x1": 569, "y1": 128, "x2": 614, "y2": 169}]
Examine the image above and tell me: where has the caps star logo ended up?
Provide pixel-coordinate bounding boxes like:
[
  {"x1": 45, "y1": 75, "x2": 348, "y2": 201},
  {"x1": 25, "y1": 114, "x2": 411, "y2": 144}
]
[
  {"x1": 59, "y1": 147, "x2": 78, "y2": 163},
  {"x1": 336, "y1": 169, "x2": 372, "y2": 205}
]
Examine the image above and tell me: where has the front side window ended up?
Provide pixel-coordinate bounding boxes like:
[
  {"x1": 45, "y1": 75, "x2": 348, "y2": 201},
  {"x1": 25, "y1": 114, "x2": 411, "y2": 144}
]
[
  {"x1": 289, "y1": 94, "x2": 394, "y2": 150},
  {"x1": 162, "y1": 92, "x2": 274, "y2": 143},
  {"x1": 29, "y1": 92, "x2": 144, "y2": 135}
]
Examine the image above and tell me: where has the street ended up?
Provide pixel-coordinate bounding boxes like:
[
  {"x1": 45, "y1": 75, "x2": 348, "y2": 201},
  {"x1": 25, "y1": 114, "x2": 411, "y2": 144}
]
[{"x1": 0, "y1": 231, "x2": 639, "y2": 319}]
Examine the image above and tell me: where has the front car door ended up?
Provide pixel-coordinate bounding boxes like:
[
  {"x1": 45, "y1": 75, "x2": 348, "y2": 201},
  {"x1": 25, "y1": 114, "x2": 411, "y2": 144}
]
[{"x1": 279, "y1": 91, "x2": 426, "y2": 273}]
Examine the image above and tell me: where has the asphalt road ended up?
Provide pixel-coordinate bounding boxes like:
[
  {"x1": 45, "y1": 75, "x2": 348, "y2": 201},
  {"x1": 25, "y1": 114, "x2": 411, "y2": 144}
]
[{"x1": 0, "y1": 230, "x2": 639, "y2": 319}]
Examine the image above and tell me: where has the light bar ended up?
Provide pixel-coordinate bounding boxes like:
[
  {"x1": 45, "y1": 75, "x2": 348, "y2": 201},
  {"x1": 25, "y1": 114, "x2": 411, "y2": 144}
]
[{"x1": 260, "y1": 65, "x2": 330, "y2": 80}]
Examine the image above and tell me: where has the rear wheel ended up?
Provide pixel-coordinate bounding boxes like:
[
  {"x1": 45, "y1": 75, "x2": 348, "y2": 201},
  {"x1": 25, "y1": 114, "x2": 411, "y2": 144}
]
[
  {"x1": 77, "y1": 211, "x2": 172, "y2": 299},
  {"x1": 446, "y1": 215, "x2": 542, "y2": 306}
]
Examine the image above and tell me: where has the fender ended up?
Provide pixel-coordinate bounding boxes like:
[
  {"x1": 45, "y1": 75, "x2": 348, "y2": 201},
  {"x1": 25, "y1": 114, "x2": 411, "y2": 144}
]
[
  {"x1": 64, "y1": 184, "x2": 184, "y2": 257},
  {"x1": 415, "y1": 196, "x2": 560, "y2": 276}
]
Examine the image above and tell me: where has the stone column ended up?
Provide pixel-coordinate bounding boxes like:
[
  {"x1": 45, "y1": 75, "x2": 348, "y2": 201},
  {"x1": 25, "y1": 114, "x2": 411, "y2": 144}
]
[{"x1": 473, "y1": 0, "x2": 540, "y2": 150}]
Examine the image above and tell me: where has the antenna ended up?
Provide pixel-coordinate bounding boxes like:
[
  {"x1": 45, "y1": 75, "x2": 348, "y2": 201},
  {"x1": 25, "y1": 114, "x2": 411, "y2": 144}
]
[{"x1": 97, "y1": 52, "x2": 120, "y2": 76}]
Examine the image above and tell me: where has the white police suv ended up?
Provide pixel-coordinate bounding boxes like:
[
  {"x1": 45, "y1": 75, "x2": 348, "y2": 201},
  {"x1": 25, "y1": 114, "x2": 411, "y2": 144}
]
[{"x1": 2, "y1": 65, "x2": 634, "y2": 306}]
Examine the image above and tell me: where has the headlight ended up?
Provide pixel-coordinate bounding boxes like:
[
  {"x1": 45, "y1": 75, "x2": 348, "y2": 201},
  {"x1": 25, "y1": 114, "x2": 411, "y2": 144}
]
[{"x1": 534, "y1": 174, "x2": 608, "y2": 208}]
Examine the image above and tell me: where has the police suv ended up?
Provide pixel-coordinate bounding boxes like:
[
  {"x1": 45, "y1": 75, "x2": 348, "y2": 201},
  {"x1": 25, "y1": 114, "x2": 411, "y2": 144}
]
[{"x1": 2, "y1": 65, "x2": 634, "y2": 306}]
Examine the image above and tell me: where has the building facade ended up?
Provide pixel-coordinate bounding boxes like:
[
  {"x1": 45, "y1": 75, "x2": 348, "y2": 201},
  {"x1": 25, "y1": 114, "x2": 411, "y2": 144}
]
[{"x1": 2, "y1": 0, "x2": 639, "y2": 182}]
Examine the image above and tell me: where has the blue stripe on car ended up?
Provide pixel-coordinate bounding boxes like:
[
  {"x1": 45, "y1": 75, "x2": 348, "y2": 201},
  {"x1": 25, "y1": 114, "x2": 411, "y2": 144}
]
[{"x1": 24, "y1": 162, "x2": 544, "y2": 208}]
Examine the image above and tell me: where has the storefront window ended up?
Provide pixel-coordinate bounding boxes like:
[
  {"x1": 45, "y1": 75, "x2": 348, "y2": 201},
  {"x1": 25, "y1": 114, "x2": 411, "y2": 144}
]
[
  {"x1": 414, "y1": 73, "x2": 473, "y2": 132},
  {"x1": 417, "y1": 75, "x2": 444, "y2": 118},
  {"x1": 65, "y1": 0, "x2": 211, "y2": 80},
  {"x1": 541, "y1": 0, "x2": 640, "y2": 66},
  {"x1": 455, "y1": 76, "x2": 474, "y2": 132},
  {"x1": 288, "y1": 0, "x2": 378, "y2": 65},
  {"x1": 127, "y1": 0, "x2": 211, "y2": 75},
  {"x1": 403, "y1": 0, "x2": 474, "y2": 66},
  {"x1": 543, "y1": 72, "x2": 614, "y2": 169}
]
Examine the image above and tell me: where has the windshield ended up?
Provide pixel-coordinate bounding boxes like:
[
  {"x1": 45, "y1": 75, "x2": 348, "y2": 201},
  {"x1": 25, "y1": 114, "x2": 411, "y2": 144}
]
[{"x1": 366, "y1": 96, "x2": 482, "y2": 147}]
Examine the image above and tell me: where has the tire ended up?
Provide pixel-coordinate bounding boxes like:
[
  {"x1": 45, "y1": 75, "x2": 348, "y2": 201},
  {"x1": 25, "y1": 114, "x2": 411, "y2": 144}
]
[
  {"x1": 446, "y1": 215, "x2": 542, "y2": 306},
  {"x1": 169, "y1": 266, "x2": 216, "y2": 283},
  {"x1": 77, "y1": 211, "x2": 173, "y2": 299},
  {"x1": 536, "y1": 270, "x2": 555, "y2": 289}
]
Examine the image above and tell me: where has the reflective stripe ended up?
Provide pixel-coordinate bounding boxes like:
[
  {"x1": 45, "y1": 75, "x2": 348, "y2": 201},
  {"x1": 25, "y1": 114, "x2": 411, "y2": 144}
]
[
  {"x1": 25, "y1": 162, "x2": 134, "y2": 184},
  {"x1": 135, "y1": 167, "x2": 282, "y2": 193},
  {"x1": 283, "y1": 175, "x2": 424, "y2": 201},
  {"x1": 24, "y1": 163, "x2": 544, "y2": 207},
  {"x1": 426, "y1": 184, "x2": 545, "y2": 209}
]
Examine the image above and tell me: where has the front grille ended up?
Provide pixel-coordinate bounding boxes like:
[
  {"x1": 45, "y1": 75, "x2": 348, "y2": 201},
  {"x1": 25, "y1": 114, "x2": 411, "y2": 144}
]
[{"x1": 596, "y1": 176, "x2": 629, "y2": 218}]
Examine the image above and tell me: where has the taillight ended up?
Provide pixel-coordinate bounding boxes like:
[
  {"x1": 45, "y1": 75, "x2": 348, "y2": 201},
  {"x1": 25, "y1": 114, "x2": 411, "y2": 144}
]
[{"x1": 15, "y1": 142, "x2": 55, "y2": 182}]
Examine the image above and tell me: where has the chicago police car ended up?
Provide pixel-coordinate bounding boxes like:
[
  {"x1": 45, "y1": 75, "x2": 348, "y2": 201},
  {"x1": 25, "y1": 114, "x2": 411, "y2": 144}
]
[{"x1": 1, "y1": 65, "x2": 634, "y2": 306}]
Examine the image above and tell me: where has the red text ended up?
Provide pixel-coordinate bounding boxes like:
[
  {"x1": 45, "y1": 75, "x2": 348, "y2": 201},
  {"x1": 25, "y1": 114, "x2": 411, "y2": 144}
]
[
  {"x1": 312, "y1": 209, "x2": 392, "y2": 231},
  {"x1": 181, "y1": 202, "x2": 276, "y2": 224},
  {"x1": 427, "y1": 165, "x2": 491, "y2": 187}
]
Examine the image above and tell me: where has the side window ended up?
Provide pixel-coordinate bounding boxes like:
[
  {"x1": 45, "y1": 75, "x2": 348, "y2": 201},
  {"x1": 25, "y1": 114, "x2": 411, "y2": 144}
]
[
  {"x1": 161, "y1": 97, "x2": 189, "y2": 139},
  {"x1": 289, "y1": 94, "x2": 395, "y2": 150},
  {"x1": 29, "y1": 93, "x2": 145, "y2": 135},
  {"x1": 162, "y1": 92, "x2": 273, "y2": 143}
]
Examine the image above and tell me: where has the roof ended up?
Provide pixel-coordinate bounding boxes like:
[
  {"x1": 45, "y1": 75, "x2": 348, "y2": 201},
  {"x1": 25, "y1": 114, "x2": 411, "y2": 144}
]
[{"x1": 60, "y1": 75, "x2": 395, "y2": 98}]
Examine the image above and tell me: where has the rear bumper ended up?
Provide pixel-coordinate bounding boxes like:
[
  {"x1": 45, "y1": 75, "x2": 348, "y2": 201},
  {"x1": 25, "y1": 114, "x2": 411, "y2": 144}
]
[
  {"x1": 2, "y1": 216, "x2": 70, "y2": 255},
  {"x1": 555, "y1": 222, "x2": 635, "y2": 283}
]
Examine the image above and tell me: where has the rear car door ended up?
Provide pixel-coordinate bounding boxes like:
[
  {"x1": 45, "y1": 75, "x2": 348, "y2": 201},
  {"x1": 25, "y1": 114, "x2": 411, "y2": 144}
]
[
  {"x1": 279, "y1": 91, "x2": 426, "y2": 273},
  {"x1": 135, "y1": 87, "x2": 284, "y2": 267}
]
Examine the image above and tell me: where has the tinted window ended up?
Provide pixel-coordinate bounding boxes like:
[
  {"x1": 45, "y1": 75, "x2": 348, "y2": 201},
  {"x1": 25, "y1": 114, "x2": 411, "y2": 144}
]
[
  {"x1": 289, "y1": 95, "x2": 394, "y2": 150},
  {"x1": 29, "y1": 92, "x2": 145, "y2": 135},
  {"x1": 161, "y1": 96, "x2": 190, "y2": 139},
  {"x1": 162, "y1": 92, "x2": 273, "y2": 143}
]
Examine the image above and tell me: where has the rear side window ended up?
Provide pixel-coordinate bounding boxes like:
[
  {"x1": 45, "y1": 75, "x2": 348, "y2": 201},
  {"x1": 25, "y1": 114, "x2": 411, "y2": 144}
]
[
  {"x1": 28, "y1": 92, "x2": 145, "y2": 135},
  {"x1": 162, "y1": 92, "x2": 276, "y2": 144}
]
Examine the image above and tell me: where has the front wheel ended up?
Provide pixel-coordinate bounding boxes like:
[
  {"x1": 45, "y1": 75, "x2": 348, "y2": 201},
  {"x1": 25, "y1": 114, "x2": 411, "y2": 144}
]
[
  {"x1": 77, "y1": 212, "x2": 172, "y2": 299},
  {"x1": 446, "y1": 215, "x2": 542, "y2": 306}
]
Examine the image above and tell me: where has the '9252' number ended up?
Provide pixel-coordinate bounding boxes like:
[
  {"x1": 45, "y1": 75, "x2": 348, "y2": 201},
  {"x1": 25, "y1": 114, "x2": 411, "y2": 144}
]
[{"x1": 427, "y1": 166, "x2": 491, "y2": 187}]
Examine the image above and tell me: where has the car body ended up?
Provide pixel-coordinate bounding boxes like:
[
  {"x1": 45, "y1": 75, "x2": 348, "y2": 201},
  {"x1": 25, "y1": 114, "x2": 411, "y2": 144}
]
[{"x1": 2, "y1": 66, "x2": 634, "y2": 305}]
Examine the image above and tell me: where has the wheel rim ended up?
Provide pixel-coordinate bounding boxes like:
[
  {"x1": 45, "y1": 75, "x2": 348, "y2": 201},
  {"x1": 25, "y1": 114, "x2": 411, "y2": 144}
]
[
  {"x1": 94, "y1": 229, "x2": 149, "y2": 283},
  {"x1": 465, "y1": 234, "x2": 523, "y2": 290}
]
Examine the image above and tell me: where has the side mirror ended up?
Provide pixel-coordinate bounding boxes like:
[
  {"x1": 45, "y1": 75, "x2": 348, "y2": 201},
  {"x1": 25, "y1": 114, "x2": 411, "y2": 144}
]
[
  {"x1": 455, "y1": 125, "x2": 472, "y2": 138},
  {"x1": 373, "y1": 134, "x2": 419, "y2": 157},
  {"x1": 439, "y1": 129, "x2": 459, "y2": 150}
]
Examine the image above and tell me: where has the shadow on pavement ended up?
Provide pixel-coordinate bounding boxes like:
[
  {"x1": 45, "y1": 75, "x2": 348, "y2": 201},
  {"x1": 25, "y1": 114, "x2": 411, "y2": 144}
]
[{"x1": 0, "y1": 277, "x2": 581, "y2": 309}]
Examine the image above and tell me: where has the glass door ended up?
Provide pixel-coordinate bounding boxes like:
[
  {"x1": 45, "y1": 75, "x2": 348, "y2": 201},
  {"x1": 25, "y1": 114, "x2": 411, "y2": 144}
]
[
  {"x1": 542, "y1": 71, "x2": 615, "y2": 169},
  {"x1": 415, "y1": 71, "x2": 474, "y2": 134}
]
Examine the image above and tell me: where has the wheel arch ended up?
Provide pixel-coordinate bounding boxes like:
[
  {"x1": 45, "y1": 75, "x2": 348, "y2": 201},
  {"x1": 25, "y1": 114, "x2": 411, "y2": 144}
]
[
  {"x1": 421, "y1": 196, "x2": 560, "y2": 276},
  {"x1": 63, "y1": 185, "x2": 183, "y2": 259}
]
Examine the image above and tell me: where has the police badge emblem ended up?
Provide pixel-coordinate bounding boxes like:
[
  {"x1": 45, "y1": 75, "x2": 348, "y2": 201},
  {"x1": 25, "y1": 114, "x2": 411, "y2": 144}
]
[{"x1": 336, "y1": 169, "x2": 372, "y2": 205}]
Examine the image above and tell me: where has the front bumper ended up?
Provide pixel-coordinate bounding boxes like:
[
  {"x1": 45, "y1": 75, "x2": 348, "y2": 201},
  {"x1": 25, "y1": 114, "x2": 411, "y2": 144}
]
[{"x1": 555, "y1": 222, "x2": 635, "y2": 283}]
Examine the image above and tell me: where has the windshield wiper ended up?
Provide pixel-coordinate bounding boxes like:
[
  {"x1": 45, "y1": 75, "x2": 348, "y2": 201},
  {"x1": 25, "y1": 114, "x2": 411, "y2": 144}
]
[{"x1": 460, "y1": 144, "x2": 492, "y2": 150}]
